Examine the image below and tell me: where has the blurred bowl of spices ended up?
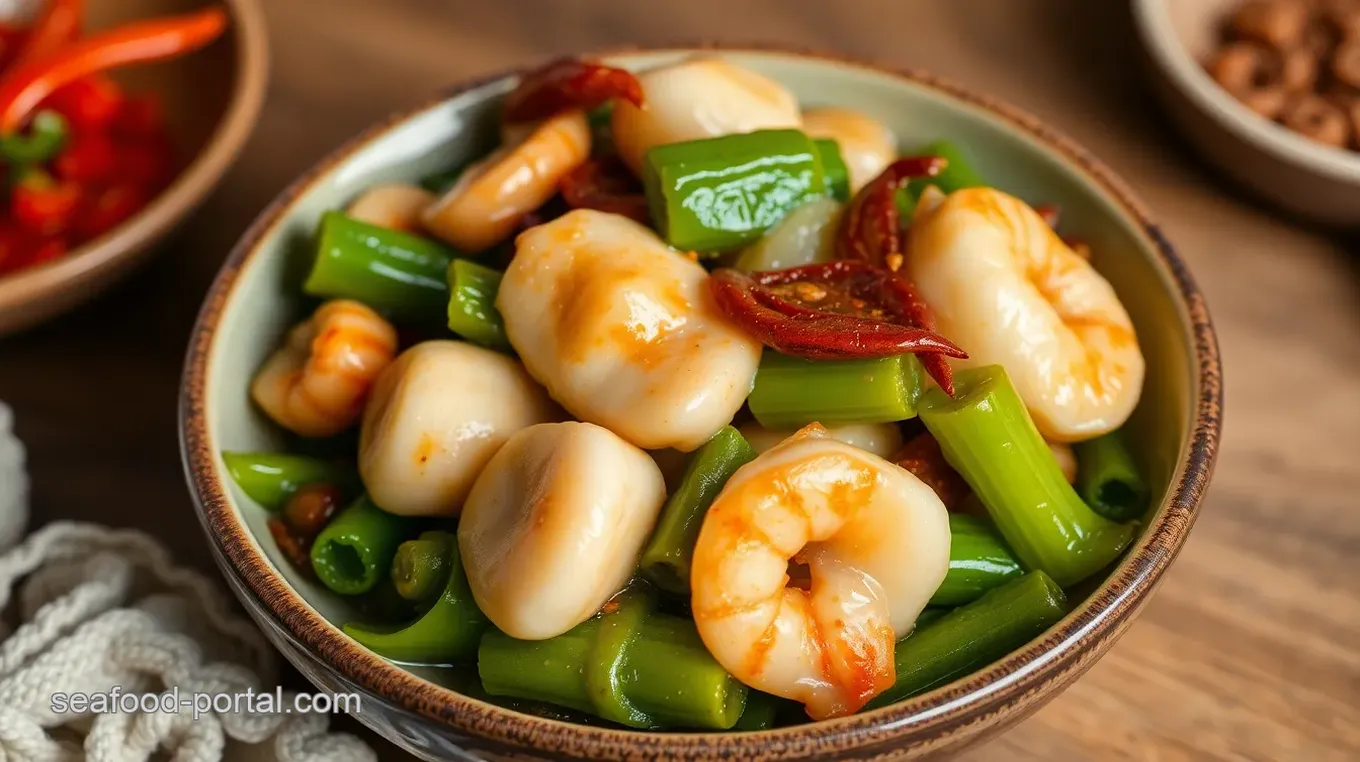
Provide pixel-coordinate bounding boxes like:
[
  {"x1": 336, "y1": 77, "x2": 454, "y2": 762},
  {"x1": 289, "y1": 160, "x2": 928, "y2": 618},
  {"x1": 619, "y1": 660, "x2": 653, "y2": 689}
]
[
  {"x1": 0, "y1": 0, "x2": 267, "y2": 336},
  {"x1": 1133, "y1": 0, "x2": 1360, "y2": 226}
]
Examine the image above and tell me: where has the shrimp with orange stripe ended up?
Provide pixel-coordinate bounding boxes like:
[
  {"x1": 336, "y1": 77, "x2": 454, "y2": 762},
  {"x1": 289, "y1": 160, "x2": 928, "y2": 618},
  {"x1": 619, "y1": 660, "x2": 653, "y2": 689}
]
[
  {"x1": 690, "y1": 425, "x2": 950, "y2": 719},
  {"x1": 250, "y1": 299, "x2": 398, "y2": 437}
]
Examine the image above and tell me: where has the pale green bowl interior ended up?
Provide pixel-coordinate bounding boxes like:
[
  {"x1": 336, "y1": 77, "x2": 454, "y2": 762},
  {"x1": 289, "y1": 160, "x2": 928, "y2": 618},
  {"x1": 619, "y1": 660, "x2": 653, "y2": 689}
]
[{"x1": 205, "y1": 50, "x2": 1192, "y2": 697}]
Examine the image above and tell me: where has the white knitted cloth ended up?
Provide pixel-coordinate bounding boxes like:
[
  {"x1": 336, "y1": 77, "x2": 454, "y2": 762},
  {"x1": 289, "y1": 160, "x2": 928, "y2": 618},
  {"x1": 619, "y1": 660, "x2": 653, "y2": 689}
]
[{"x1": 0, "y1": 403, "x2": 375, "y2": 762}]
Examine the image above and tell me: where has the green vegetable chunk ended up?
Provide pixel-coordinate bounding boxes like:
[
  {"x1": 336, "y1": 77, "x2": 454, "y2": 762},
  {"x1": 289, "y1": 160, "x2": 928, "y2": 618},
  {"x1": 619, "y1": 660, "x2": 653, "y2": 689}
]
[
  {"x1": 310, "y1": 495, "x2": 413, "y2": 595},
  {"x1": 733, "y1": 690, "x2": 800, "y2": 731},
  {"x1": 446, "y1": 259, "x2": 508, "y2": 349},
  {"x1": 0, "y1": 110, "x2": 68, "y2": 165},
  {"x1": 909, "y1": 138, "x2": 986, "y2": 196},
  {"x1": 919, "y1": 365, "x2": 1135, "y2": 586},
  {"x1": 930, "y1": 513, "x2": 1025, "y2": 607},
  {"x1": 344, "y1": 531, "x2": 487, "y2": 664},
  {"x1": 813, "y1": 138, "x2": 851, "y2": 202},
  {"x1": 867, "y1": 571, "x2": 1068, "y2": 708},
  {"x1": 389, "y1": 533, "x2": 452, "y2": 602},
  {"x1": 643, "y1": 129, "x2": 826, "y2": 253},
  {"x1": 748, "y1": 351, "x2": 924, "y2": 429},
  {"x1": 912, "y1": 606, "x2": 950, "y2": 630},
  {"x1": 639, "y1": 426, "x2": 757, "y2": 594},
  {"x1": 304, "y1": 211, "x2": 457, "y2": 323},
  {"x1": 220, "y1": 451, "x2": 358, "y2": 512},
  {"x1": 479, "y1": 589, "x2": 748, "y2": 730},
  {"x1": 1074, "y1": 430, "x2": 1151, "y2": 522}
]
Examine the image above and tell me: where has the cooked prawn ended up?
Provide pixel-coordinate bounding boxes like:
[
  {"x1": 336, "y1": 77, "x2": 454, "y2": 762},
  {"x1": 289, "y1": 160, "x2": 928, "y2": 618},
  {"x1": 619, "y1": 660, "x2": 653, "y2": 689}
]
[
  {"x1": 801, "y1": 107, "x2": 896, "y2": 193},
  {"x1": 251, "y1": 299, "x2": 398, "y2": 438},
  {"x1": 611, "y1": 58, "x2": 802, "y2": 174},
  {"x1": 906, "y1": 187, "x2": 1145, "y2": 442},
  {"x1": 346, "y1": 183, "x2": 435, "y2": 233},
  {"x1": 690, "y1": 426, "x2": 951, "y2": 719},
  {"x1": 422, "y1": 109, "x2": 590, "y2": 253}
]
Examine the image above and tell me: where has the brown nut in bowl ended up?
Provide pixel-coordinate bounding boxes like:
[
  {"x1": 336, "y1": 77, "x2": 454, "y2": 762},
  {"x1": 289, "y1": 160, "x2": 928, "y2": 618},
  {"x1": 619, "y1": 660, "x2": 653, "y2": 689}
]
[{"x1": 182, "y1": 47, "x2": 1221, "y2": 761}]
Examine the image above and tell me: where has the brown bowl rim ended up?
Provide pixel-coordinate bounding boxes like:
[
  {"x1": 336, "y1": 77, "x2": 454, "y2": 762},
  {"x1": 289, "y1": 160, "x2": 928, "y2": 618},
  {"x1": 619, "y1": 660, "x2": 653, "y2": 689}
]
[
  {"x1": 180, "y1": 44, "x2": 1223, "y2": 759},
  {"x1": 0, "y1": 0, "x2": 270, "y2": 322}
]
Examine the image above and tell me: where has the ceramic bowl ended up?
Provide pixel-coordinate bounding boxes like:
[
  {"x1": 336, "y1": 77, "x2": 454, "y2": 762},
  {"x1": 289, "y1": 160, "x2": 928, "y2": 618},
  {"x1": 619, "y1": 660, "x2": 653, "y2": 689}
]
[
  {"x1": 1132, "y1": 0, "x2": 1360, "y2": 226},
  {"x1": 0, "y1": 0, "x2": 269, "y2": 336},
  {"x1": 180, "y1": 47, "x2": 1223, "y2": 761}
]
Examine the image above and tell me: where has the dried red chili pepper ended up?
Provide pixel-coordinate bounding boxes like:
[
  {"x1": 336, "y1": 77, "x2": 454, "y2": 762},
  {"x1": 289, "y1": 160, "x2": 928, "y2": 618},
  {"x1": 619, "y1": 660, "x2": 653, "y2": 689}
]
[
  {"x1": 12, "y1": 171, "x2": 81, "y2": 236},
  {"x1": 835, "y1": 156, "x2": 961, "y2": 393},
  {"x1": 53, "y1": 130, "x2": 116, "y2": 183},
  {"x1": 709, "y1": 261, "x2": 967, "y2": 393},
  {"x1": 502, "y1": 57, "x2": 644, "y2": 123},
  {"x1": 836, "y1": 156, "x2": 946, "y2": 268},
  {"x1": 559, "y1": 155, "x2": 650, "y2": 223},
  {"x1": 892, "y1": 432, "x2": 970, "y2": 511},
  {"x1": 282, "y1": 483, "x2": 344, "y2": 539}
]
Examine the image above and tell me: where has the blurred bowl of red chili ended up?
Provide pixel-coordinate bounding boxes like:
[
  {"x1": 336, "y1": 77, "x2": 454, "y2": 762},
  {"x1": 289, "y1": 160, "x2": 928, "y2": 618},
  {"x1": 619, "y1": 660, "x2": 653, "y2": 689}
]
[{"x1": 0, "y1": 0, "x2": 267, "y2": 336}]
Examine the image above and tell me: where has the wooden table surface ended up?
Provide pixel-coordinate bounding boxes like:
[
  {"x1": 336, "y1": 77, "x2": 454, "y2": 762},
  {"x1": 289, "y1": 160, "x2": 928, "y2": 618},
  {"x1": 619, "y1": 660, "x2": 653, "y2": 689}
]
[{"x1": 1, "y1": 1, "x2": 1356, "y2": 760}]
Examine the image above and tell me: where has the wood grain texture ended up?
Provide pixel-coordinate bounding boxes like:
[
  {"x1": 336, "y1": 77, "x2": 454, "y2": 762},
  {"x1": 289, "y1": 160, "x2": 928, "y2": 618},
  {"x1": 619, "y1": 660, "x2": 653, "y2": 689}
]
[{"x1": 0, "y1": 0, "x2": 1355, "y2": 760}]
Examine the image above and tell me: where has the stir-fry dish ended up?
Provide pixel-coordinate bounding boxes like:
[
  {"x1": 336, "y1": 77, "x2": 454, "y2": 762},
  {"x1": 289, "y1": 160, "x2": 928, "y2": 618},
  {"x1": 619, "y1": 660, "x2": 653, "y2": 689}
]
[
  {"x1": 0, "y1": 1, "x2": 227, "y2": 276},
  {"x1": 223, "y1": 55, "x2": 1152, "y2": 730}
]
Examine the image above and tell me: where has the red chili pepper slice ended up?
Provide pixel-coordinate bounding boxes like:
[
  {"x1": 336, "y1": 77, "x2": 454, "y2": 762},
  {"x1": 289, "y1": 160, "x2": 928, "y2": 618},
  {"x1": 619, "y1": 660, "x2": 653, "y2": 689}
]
[
  {"x1": 12, "y1": 0, "x2": 83, "y2": 70},
  {"x1": 12, "y1": 171, "x2": 81, "y2": 236},
  {"x1": 43, "y1": 75, "x2": 124, "y2": 132},
  {"x1": 53, "y1": 130, "x2": 116, "y2": 183},
  {"x1": 836, "y1": 156, "x2": 946, "y2": 268},
  {"x1": 835, "y1": 157, "x2": 962, "y2": 393},
  {"x1": 709, "y1": 261, "x2": 967, "y2": 394},
  {"x1": 502, "y1": 57, "x2": 644, "y2": 123},
  {"x1": 559, "y1": 155, "x2": 650, "y2": 224},
  {"x1": 0, "y1": 24, "x2": 29, "y2": 71},
  {"x1": 0, "y1": 7, "x2": 227, "y2": 134}
]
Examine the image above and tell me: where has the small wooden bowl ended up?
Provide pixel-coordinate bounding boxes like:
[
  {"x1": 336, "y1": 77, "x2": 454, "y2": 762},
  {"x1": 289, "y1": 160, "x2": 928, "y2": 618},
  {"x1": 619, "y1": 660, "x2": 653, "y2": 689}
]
[
  {"x1": 182, "y1": 47, "x2": 1223, "y2": 761},
  {"x1": 1133, "y1": 0, "x2": 1360, "y2": 226},
  {"x1": 0, "y1": 0, "x2": 268, "y2": 336}
]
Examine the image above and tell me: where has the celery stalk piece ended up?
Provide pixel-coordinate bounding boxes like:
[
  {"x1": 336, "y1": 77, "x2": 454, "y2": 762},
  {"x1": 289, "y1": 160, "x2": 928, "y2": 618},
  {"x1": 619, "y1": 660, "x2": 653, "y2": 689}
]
[
  {"x1": 748, "y1": 351, "x2": 924, "y2": 429},
  {"x1": 639, "y1": 426, "x2": 757, "y2": 594},
  {"x1": 866, "y1": 571, "x2": 1067, "y2": 708},
  {"x1": 446, "y1": 259, "x2": 509, "y2": 349},
  {"x1": 919, "y1": 365, "x2": 1135, "y2": 587},
  {"x1": 1074, "y1": 430, "x2": 1151, "y2": 522}
]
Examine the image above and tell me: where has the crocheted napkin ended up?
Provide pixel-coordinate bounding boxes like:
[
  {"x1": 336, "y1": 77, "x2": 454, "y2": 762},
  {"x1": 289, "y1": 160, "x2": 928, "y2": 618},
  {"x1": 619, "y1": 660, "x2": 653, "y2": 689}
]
[{"x1": 0, "y1": 402, "x2": 376, "y2": 762}]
